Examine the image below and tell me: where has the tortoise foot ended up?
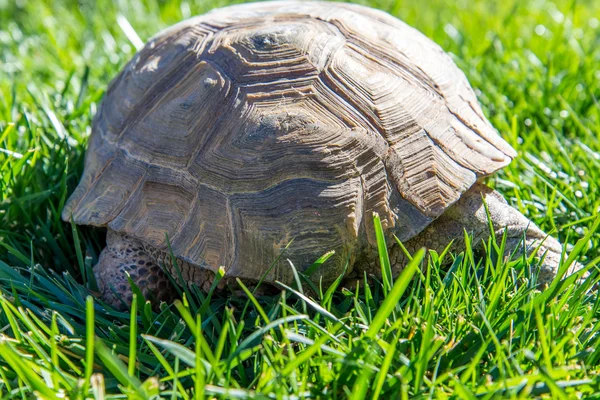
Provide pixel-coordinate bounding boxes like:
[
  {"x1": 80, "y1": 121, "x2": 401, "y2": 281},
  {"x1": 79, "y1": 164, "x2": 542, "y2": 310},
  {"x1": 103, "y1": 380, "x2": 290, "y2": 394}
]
[{"x1": 94, "y1": 230, "x2": 175, "y2": 310}]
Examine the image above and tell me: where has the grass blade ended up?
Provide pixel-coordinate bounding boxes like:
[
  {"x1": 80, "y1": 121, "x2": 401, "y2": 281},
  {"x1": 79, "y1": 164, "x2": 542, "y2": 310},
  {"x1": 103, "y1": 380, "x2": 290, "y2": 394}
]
[{"x1": 366, "y1": 248, "x2": 425, "y2": 339}]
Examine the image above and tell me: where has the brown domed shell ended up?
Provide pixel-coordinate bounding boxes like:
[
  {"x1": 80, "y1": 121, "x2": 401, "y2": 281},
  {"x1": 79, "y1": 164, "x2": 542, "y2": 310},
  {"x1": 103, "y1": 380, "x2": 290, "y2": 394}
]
[{"x1": 63, "y1": 1, "x2": 516, "y2": 283}]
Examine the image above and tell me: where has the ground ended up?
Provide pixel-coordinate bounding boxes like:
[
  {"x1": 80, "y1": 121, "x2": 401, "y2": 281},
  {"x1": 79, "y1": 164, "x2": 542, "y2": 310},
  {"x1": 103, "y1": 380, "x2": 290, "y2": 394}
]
[{"x1": 1, "y1": 0, "x2": 600, "y2": 398}]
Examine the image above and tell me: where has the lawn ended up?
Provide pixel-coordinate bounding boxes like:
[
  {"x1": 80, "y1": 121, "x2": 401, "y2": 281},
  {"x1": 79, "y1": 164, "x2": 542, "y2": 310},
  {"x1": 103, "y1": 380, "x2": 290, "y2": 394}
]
[{"x1": 1, "y1": 0, "x2": 600, "y2": 398}]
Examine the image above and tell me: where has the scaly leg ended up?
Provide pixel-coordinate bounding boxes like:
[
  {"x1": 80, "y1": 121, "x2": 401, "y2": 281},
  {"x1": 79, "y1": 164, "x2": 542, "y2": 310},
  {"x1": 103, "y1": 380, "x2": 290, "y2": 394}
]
[
  {"x1": 94, "y1": 230, "x2": 176, "y2": 309},
  {"x1": 390, "y1": 183, "x2": 578, "y2": 284}
]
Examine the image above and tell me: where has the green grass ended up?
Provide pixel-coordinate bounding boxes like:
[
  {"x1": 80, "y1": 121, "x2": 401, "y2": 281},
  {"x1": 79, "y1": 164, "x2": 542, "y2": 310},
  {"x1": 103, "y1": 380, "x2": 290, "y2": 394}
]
[{"x1": 1, "y1": 0, "x2": 600, "y2": 397}]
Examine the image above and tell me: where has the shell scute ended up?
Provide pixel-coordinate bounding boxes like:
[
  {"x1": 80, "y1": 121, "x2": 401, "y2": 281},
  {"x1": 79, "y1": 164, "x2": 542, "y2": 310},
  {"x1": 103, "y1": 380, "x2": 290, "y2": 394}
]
[{"x1": 64, "y1": 1, "x2": 515, "y2": 282}]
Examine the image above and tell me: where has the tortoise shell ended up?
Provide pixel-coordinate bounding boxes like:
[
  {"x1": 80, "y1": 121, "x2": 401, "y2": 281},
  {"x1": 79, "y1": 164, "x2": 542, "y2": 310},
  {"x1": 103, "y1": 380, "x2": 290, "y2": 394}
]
[{"x1": 63, "y1": 1, "x2": 516, "y2": 282}]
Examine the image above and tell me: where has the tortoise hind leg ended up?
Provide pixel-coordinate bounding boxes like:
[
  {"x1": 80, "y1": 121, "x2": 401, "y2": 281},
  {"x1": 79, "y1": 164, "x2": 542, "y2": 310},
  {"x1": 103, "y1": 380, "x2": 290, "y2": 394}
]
[
  {"x1": 391, "y1": 183, "x2": 578, "y2": 284},
  {"x1": 94, "y1": 229, "x2": 175, "y2": 310}
]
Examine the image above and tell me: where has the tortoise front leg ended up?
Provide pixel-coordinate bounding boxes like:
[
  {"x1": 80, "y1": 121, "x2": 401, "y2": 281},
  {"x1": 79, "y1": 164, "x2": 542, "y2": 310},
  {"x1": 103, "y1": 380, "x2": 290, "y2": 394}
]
[
  {"x1": 94, "y1": 229, "x2": 175, "y2": 309},
  {"x1": 392, "y1": 183, "x2": 577, "y2": 284}
]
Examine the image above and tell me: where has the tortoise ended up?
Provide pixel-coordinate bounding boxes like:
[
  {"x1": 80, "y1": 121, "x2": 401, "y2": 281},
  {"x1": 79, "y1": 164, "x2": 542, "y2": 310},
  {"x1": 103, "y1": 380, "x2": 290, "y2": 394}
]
[{"x1": 63, "y1": 1, "x2": 575, "y2": 309}]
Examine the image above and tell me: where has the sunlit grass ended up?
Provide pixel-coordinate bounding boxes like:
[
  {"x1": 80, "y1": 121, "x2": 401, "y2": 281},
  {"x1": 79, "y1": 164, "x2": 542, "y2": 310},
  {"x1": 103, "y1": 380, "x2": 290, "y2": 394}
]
[{"x1": 1, "y1": 0, "x2": 600, "y2": 397}]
